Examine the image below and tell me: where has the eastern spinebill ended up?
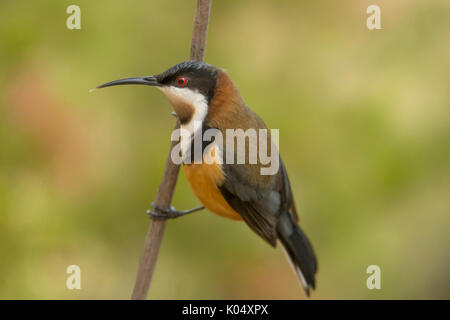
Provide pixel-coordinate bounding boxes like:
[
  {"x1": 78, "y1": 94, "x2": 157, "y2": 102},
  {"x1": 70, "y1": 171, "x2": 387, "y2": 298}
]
[{"x1": 94, "y1": 61, "x2": 318, "y2": 295}]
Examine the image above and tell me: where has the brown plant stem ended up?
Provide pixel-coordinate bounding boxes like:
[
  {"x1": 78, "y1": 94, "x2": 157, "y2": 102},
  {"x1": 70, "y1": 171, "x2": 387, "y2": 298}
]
[{"x1": 131, "y1": 0, "x2": 212, "y2": 300}]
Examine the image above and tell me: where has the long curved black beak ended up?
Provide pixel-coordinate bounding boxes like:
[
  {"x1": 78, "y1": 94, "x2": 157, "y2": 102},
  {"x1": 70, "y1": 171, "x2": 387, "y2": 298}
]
[{"x1": 92, "y1": 76, "x2": 160, "y2": 91}]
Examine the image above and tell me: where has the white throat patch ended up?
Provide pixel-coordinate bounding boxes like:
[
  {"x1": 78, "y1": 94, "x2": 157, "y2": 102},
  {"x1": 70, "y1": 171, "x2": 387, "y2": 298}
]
[
  {"x1": 159, "y1": 86, "x2": 208, "y2": 135},
  {"x1": 159, "y1": 86, "x2": 208, "y2": 158}
]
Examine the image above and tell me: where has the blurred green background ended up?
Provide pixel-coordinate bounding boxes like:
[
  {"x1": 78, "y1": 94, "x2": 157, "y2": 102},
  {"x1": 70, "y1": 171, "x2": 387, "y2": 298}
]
[{"x1": 0, "y1": 0, "x2": 449, "y2": 299}]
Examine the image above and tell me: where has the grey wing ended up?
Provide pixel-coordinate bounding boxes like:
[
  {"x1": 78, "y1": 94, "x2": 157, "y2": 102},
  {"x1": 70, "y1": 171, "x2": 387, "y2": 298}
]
[
  {"x1": 218, "y1": 161, "x2": 285, "y2": 247},
  {"x1": 278, "y1": 157, "x2": 299, "y2": 221}
]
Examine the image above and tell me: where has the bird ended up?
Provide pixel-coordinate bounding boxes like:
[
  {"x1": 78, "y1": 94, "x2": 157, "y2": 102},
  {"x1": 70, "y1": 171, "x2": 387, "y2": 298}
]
[{"x1": 94, "y1": 61, "x2": 318, "y2": 295}]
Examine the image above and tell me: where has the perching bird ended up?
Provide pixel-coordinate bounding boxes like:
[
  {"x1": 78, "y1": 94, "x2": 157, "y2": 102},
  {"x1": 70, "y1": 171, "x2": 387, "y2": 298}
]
[{"x1": 94, "y1": 61, "x2": 318, "y2": 295}]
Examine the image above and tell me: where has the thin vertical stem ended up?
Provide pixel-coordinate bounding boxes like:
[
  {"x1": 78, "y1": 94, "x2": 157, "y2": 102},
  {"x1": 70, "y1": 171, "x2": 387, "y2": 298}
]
[{"x1": 131, "y1": 0, "x2": 212, "y2": 300}]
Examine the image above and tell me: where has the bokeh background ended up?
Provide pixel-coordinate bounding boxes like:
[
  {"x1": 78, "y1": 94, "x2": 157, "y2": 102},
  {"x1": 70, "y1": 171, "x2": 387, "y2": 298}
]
[{"x1": 0, "y1": 0, "x2": 449, "y2": 299}]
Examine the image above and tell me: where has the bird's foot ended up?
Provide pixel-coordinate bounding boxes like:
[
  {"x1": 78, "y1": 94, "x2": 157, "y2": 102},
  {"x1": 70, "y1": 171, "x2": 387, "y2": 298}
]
[{"x1": 147, "y1": 202, "x2": 204, "y2": 220}]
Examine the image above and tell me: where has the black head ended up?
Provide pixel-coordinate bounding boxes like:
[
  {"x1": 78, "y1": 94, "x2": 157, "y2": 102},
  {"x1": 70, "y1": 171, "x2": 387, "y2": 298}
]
[
  {"x1": 154, "y1": 61, "x2": 219, "y2": 103},
  {"x1": 94, "y1": 61, "x2": 220, "y2": 104}
]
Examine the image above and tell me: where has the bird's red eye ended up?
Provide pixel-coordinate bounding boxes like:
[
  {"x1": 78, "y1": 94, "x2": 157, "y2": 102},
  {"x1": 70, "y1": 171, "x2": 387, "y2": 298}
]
[{"x1": 176, "y1": 76, "x2": 188, "y2": 87}]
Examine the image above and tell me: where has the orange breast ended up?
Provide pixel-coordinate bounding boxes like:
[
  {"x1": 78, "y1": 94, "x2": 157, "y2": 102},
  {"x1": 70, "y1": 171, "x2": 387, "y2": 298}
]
[{"x1": 183, "y1": 161, "x2": 242, "y2": 221}]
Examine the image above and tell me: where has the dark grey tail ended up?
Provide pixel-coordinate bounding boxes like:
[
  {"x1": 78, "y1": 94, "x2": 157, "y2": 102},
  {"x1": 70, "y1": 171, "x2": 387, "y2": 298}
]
[{"x1": 277, "y1": 211, "x2": 318, "y2": 296}]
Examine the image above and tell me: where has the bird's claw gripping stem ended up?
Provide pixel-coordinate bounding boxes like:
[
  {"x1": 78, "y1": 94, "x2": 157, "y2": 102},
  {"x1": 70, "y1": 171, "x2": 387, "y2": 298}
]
[{"x1": 147, "y1": 203, "x2": 204, "y2": 220}]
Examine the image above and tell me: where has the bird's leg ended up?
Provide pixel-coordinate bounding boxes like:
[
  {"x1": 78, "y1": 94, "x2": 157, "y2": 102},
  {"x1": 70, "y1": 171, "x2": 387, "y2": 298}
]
[{"x1": 147, "y1": 202, "x2": 205, "y2": 220}]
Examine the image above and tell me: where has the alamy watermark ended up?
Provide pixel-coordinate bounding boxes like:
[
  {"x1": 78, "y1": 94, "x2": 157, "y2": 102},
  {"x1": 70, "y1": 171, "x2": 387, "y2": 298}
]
[
  {"x1": 66, "y1": 265, "x2": 81, "y2": 290},
  {"x1": 66, "y1": 5, "x2": 81, "y2": 30},
  {"x1": 366, "y1": 265, "x2": 381, "y2": 290},
  {"x1": 366, "y1": 5, "x2": 381, "y2": 30}
]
